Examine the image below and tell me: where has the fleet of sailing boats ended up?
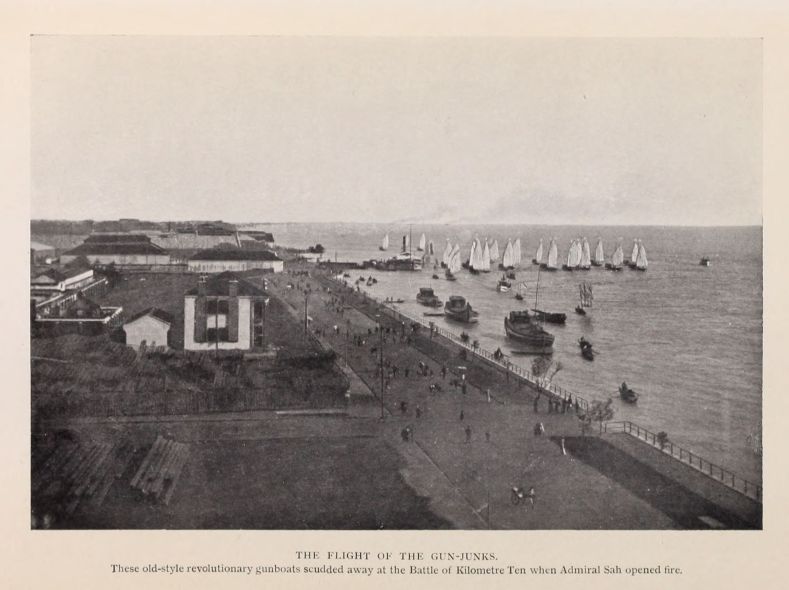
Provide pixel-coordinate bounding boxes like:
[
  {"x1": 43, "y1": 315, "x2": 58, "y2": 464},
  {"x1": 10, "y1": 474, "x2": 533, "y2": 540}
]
[
  {"x1": 362, "y1": 229, "x2": 652, "y2": 398},
  {"x1": 375, "y1": 231, "x2": 648, "y2": 274}
]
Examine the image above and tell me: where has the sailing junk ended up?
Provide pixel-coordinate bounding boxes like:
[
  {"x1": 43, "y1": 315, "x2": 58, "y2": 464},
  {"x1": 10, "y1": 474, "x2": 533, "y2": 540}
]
[
  {"x1": 580, "y1": 237, "x2": 592, "y2": 270},
  {"x1": 563, "y1": 239, "x2": 582, "y2": 271},
  {"x1": 635, "y1": 242, "x2": 648, "y2": 271},
  {"x1": 628, "y1": 239, "x2": 639, "y2": 268},
  {"x1": 532, "y1": 239, "x2": 544, "y2": 265},
  {"x1": 593, "y1": 238, "x2": 605, "y2": 267},
  {"x1": 418, "y1": 233, "x2": 426, "y2": 252},
  {"x1": 490, "y1": 240, "x2": 500, "y2": 263},
  {"x1": 500, "y1": 239, "x2": 515, "y2": 270},
  {"x1": 541, "y1": 238, "x2": 559, "y2": 271},
  {"x1": 504, "y1": 310, "x2": 554, "y2": 354},
  {"x1": 513, "y1": 238, "x2": 522, "y2": 267},
  {"x1": 606, "y1": 241, "x2": 624, "y2": 271},
  {"x1": 379, "y1": 233, "x2": 389, "y2": 251},
  {"x1": 442, "y1": 239, "x2": 452, "y2": 267},
  {"x1": 576, "y1": 282, "x2": 593, "y2": 315},
  {"x1": 445, "y1": 244, "x2": 461, "y2": 280}
]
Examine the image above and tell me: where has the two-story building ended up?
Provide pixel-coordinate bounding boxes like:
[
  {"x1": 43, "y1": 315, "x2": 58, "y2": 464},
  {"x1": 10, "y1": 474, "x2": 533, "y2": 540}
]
[{"x1": 183, "y1": 272, "x2": 269, "y2": 351}]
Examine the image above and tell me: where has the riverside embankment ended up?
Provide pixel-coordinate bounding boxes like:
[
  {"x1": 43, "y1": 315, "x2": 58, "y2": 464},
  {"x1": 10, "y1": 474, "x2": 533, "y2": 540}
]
[{"x1": 267, "y1": 266, "x2": 761, "y2": 529}]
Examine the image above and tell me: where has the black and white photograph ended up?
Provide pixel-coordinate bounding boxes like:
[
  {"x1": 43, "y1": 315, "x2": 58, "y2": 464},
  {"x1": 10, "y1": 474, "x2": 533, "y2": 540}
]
[{"x1": 28, "y1": 34, "x2": 763, "y2": 533}]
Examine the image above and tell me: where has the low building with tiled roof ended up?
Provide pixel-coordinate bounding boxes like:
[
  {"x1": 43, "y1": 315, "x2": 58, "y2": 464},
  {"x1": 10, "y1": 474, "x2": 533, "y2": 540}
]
[
  {"x1": 61, "y1": 235, "x2": 170, "y2": 266},
  {"x1": 187, "y1": 247, "x2": 283, "y2": 274}
]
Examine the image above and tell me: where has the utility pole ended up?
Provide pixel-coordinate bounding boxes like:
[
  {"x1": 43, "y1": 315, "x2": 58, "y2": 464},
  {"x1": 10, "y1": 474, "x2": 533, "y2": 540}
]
[
  {"x1": 304, "y1": 291, "x2": 309, "y2": 336},
  {"x1": 379, "y1": 319, "x2": 385, "y2": 420}
]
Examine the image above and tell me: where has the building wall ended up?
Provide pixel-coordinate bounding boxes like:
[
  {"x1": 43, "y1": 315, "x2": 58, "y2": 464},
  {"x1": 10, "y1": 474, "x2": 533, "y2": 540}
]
[
  {"x1": 184, "y1": 296, "x2": 252, "y2": 350},
  {"x1": 123, "y1": 316, "x2": 170, "y2": 349},
  {"x1": 187, "y1": 259, "x2": 283, "y2": 273}
]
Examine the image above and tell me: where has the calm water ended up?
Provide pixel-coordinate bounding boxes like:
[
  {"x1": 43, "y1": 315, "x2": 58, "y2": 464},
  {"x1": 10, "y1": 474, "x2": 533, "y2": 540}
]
[{"x1": 264, "y1": 223, "x2": 763, "y2": 483}]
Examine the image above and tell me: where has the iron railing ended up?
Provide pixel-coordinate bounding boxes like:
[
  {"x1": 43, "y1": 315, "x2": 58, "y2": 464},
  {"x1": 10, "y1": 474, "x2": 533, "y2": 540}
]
[{"x1": 604, "y1": 421, "x2": 761, "y2": 502}]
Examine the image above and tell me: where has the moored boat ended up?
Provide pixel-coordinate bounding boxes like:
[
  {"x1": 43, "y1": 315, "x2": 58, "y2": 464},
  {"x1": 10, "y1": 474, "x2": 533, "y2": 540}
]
[
  {"x1": 504, "y1": 310, "x2": 554, "y2": 354},
  {"x1": 496, "y1": 274, "x2": 512, "y2": 292},
  {"x1": 444, "y1": 296, "x2": 477, "y2": 323},
  {"x1": 579, "y1": 336, "x2": 594, "y2": 361},
  {"x1": 416, "y1": 287, "x2": 442, "y2": 307},
  {"x1": 699, "y1": 256, "x2": 711, "y2": 267},
  {"x1": 619, "y1": 382, "x2": 638, "y2": 403},
  {"x1": 530, "y1": 309, "x2": 567, "y2": 324}
]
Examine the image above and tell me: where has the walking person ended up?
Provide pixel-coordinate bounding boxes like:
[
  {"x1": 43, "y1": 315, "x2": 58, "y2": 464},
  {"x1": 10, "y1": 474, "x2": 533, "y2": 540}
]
[
  {"x1": 486, "y1": 388, "x2": 492, "y2": 403},
  {"x1": 465, "y1": 425, "x2": 472, "y2": 444},
  {"x1": 460, "y1": 409, "x2": 465, "y2": 421},
  {"x1": 527, "y1": 486, "x2": 535, "y2": 510}
]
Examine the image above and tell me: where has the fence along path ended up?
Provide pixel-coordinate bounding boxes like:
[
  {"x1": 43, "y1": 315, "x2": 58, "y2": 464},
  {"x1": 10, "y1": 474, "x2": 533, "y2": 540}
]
[{"x1": 324, "y1": 275, "x2": 762, "y2": 504}]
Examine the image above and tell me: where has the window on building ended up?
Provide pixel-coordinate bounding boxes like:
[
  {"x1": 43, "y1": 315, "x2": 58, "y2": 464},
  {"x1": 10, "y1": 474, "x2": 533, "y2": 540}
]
[
  {"x1": 206, "y1": 299, "x2": 229, "y2": 315},
  {"x1": 206, "y1": 327, "x2": 230, "y2": 342}
]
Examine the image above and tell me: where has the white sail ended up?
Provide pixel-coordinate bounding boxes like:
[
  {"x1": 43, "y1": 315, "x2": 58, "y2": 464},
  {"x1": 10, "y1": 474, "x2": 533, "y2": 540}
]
[
  {"x1": 468, "y1": 240, "x2": 477, "y2": 267},
  {"x1": 566, "y1": 240, "x2": 581, "y2": 267},
  {"x1": 636, "y1": 243, "x2": 648, "y2": 270},
  {"x1": 418, "y1": 233, "x2": 426, "y2": 251},
  {"x1": 449, "y1": 247, "x2": 462, "y2": 273},
  {"x1": 513, "y1": 238, "x2": 522, "y2": 266},
  {"x1": 580, "y1": 238, "x2": 592, "y2": 269},
  {"x1": 471, "y1": 238, "x2": 485, "y2": 270},
  {"x1": 481, "y1": 240, "x2": 491, "y2": 271},
  {"x1": 612, "y1": 242, "x2": 624, "y2": 267},
  {"x1": 442, "y1": 240, "x2": 453, "y2": 265},
  {"x1": 534, "y1": 239, "x2": 544, "y2": 263},
  {"x1": 631, "y1": 239, "x2": 639, "y2": 264},
  {"x1": 381, "y1": 233, "x2": 389, "y2": 250},
  {"x1": 594, "y1": 238, "x2": 604, "y2": 265},
  {"x1": 547, "y1": 239, "x2": 559, "y2": 269},
  {"x1": 490, "y1": 240, "x2": 500, "y2": 262},
  {"x1": 502, "y1": 239, "x2": 515, "y2": 268}
]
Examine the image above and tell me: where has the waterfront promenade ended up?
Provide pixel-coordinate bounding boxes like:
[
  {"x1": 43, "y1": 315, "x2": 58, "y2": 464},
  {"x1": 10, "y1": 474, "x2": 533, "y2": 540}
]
[{"x1": 267, "y1": 268, "x2": 760, "y2": 529}]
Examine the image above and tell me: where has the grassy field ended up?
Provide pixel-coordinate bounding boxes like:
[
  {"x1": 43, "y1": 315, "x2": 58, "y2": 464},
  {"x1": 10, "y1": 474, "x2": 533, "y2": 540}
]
[{"x1": 51, "y1": 436, "x2": 449, "y2": 529}]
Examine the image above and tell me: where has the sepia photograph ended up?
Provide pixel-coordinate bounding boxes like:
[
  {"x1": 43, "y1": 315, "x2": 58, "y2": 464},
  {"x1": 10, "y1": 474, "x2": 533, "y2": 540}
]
[{"x1": 29, "y1": 35, "x2": 762, "y2": 531}]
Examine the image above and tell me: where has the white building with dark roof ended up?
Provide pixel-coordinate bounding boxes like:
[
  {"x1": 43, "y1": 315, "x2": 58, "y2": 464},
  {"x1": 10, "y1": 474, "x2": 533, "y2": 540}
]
[
  {"x1": 187, "y1": 248, "x2": 284, "y2": 273},
  {"x1": 184, "y1": 272, "x2": 269, "y2": 351},
  {"x1": 123, "y1": 307, "x2": 174, "y2": 350}
]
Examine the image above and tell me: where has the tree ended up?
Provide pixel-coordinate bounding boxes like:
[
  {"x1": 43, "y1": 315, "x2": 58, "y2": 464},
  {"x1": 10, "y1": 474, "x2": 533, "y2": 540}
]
[
  {"x1": 531, "y1": 357, "x2": 563, "y2": 390},
  {"x1": 656, "y1": 431, "x2": 669, "y2": 451},
  {"x1": 583, "y1": 398, "x2": 616, "y2": 435}
]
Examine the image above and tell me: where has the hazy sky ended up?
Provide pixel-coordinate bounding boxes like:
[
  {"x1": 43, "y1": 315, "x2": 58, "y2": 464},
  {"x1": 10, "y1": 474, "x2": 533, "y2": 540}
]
[{"x1": 31, "y1": 36, "x2": 762, "y2": 225}]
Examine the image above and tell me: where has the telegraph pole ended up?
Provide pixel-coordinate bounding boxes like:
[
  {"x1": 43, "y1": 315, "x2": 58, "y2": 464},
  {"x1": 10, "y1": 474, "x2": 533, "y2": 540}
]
[
  {"x1": 303, "y1": 291, "x2": 309, "y2": 336},
  {"x1": 379, "y1": 323, "x2": 385, "y2": 420}
]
